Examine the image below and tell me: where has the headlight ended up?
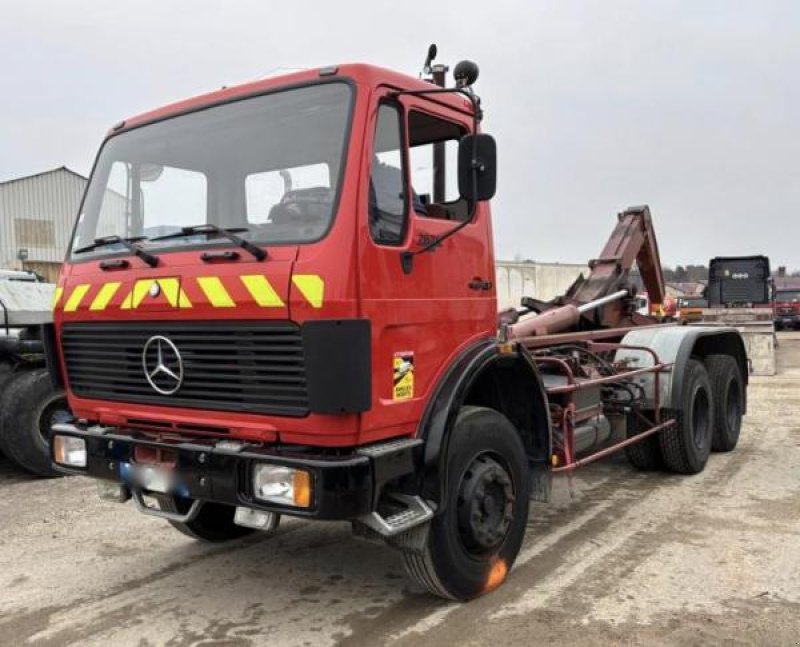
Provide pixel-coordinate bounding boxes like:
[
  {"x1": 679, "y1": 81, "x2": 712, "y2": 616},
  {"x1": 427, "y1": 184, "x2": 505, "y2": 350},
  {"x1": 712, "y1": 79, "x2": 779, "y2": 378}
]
[
  {"x1": 53, "y1": 435, "x2": 87, "y2": 467},
  {"x1": 252, "y1": 464, "x2": 312, "y2": 508}
]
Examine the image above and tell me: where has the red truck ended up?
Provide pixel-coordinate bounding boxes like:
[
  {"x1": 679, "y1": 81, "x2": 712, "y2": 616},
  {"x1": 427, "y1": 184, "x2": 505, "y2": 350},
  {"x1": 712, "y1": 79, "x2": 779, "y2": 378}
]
[
  {"x1": 773, "y1": 288, "x2": 800, "y2": 330},
  {"x1": 48, "y1": 50, "x2": 748, "y2": 600}
]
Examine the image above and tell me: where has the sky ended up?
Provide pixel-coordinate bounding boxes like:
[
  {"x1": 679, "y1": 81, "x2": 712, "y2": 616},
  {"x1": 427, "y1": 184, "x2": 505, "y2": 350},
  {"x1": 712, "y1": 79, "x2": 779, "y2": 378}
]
[{"x1": 1, "y1": 0, "x2": 798, "y2": 268}]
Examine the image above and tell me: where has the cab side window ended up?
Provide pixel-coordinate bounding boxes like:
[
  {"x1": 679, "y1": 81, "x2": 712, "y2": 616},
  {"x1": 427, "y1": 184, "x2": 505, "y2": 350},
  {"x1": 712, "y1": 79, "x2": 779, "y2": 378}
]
[
  {"x1": 408, "y1": 111, "x2": 468, "y2": 221},
  {"x1": 369, "y1": 104, "x2": 408, "y2": 245}
]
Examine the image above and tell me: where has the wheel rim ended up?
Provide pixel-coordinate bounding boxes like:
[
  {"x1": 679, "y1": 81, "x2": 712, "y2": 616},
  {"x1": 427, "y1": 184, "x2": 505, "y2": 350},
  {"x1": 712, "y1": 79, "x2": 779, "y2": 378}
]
[
  {"x1": 725, "y1": 379, "x2": 741, "y2": 433},
  {"x1": 37, "y1": 396, "x2": 71, "y2": 446},
  {"x1": 456, "y1": 453, "x2": 515, "y2": 554},
  {"x1": 692, "y1": 387, "x2": 711, "y2": 449}
]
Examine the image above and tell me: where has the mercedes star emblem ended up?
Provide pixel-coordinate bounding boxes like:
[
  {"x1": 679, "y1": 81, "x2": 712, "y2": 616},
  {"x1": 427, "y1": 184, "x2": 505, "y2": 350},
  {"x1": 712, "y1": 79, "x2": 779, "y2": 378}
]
[{"x1": 142, "y1": 335, "x2": 184, "y2": 395}]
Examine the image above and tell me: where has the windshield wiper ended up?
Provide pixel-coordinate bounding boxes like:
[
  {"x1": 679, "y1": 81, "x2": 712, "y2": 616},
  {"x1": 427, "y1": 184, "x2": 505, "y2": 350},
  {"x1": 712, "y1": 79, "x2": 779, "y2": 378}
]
[
  {"x1": 74, "y1": 235, "x2": 159, "y2": 267},
  {"x1": 150, "y1": 224, "x2": 266, "y2": 261}
]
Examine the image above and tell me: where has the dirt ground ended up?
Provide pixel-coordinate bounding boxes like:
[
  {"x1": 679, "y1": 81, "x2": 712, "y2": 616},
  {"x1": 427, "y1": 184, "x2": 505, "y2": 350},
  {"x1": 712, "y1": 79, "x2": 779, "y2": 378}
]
[{"x1": 1, "y1": 333, "x2": 799, "y2": 647}]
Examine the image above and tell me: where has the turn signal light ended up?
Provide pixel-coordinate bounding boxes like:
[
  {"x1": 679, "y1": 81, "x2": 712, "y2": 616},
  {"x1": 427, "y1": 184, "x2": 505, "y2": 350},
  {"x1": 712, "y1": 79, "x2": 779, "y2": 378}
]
[{"x1": 293, "y1": 470, "x2": 312, "y2": 508}]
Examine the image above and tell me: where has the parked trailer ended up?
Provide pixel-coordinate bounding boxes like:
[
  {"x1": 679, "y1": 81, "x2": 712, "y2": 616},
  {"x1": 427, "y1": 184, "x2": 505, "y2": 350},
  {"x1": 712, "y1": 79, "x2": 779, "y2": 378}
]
[
  {"x1": 48, "y1": 49, "x2": 747, "y2": 600},
  {"x1": 0, "y1": 272, "x2": 70, "y2": 476}
]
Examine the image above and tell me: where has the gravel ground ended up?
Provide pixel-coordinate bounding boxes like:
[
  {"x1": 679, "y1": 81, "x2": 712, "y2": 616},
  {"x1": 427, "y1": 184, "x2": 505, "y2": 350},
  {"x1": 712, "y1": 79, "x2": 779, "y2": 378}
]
[{"x1": 1, "y1": 333, "x2": 798, "y2": 646}]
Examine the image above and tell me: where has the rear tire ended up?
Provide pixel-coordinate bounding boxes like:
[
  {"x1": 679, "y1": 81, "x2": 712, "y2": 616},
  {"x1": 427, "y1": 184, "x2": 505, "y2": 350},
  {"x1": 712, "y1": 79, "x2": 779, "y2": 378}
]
[
  {"x1": 659, "y1": 359, "x2": 714, "y2": 474},
  {"x1": 0, "y1": 361, "x2": 14, "y2": 392},
  {"x1": 162, "y1": 498, "x2": 263, "y2": 542},
  {"x1": 401, "y1": 406, "x2": 529, "y2": 601},
  {"x1": 705, "y1": 355, "x2": 743, "y2": 452},
  {"x1": 624, "y1": 411, "x2": 663, "y2": 470},
  {"x1": 0, "y1": 367, "x2": 69, "y2": 477},
  {"x1": 0, "y1": 361, "x2": 14, "y2": 459}
]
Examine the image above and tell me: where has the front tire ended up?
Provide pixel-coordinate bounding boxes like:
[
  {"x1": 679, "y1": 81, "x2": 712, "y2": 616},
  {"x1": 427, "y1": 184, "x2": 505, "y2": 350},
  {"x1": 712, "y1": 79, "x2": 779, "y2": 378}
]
[
  {"x1": 402, "y1": 406, "x2": 530, "y2": 600},
  {"x1": 659, "y1": 359, "x2": 714, "y2": 474}
]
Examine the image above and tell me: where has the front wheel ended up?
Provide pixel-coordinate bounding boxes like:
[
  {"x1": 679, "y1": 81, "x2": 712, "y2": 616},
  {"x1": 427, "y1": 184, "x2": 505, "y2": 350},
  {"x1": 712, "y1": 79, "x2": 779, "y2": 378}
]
[{"x1": 402, "y1": 406, "x2": 530, "y2": 600}]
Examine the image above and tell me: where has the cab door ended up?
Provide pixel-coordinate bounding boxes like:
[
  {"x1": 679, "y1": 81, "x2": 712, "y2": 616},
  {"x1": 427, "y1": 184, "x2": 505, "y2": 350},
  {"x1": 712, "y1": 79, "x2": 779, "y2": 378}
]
[{"x1": 358, "y1": 89, "x2": 496, "y2": 442}]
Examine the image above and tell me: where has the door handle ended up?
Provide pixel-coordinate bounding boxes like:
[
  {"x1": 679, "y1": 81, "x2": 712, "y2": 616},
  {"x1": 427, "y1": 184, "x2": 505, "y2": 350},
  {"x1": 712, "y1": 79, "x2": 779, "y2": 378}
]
[{"x1": 469, "y1": 278, "x2": 493, "y2": 291}]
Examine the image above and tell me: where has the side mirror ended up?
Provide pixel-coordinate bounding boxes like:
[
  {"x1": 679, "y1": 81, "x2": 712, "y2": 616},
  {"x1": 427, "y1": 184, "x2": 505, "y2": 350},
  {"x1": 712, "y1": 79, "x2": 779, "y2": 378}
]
[{"x1": 458, "y1": 133, "x2": 497, "y2": 203}]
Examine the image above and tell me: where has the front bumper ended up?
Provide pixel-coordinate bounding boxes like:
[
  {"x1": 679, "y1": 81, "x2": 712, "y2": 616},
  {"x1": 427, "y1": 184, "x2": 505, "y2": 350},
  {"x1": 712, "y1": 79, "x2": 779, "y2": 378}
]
[{"x1": 51, "y1": 423, "x2": 418, "y2": 521}]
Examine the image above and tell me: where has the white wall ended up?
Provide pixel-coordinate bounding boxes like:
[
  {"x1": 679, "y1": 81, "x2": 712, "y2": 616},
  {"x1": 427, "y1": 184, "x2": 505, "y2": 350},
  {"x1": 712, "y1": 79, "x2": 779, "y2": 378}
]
[{"x1": 495, "y1": 261, "x2": 588, "y2": 310}]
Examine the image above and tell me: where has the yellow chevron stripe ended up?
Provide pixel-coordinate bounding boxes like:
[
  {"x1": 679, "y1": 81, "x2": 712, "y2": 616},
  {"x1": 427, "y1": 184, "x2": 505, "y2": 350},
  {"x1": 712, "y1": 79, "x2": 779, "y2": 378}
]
[
  {"x1": 241, "y1": 275, "x2": 284, "y2": 307},
  {"x1": 157, "y1": 278, "x2": 192, "y2": 309},
  {"x1": 63, "y1": 284, "x2": 91, "y2": 312},
  {"x1": 89, "y1": 282, "x2": 121, "y2": 311},
  {"x1": 292, "y1": 274, "x2": 324, "y2": 308},
  {"x1": 197, "y1": 276, "x2": 235, "y2": 308},
  {"x1": 52, "y1": 286, "x2": 64, "y2": 310},
  {"x1": 120, "y1": 280, "x2": 152, "y2": 310}
]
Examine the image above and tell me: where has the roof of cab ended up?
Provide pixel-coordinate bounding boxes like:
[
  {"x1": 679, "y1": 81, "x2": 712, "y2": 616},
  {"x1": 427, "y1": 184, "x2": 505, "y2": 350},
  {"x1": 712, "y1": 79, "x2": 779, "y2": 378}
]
[{"x1": 114, "y1": 63, "x2": 475, "y2": 134}]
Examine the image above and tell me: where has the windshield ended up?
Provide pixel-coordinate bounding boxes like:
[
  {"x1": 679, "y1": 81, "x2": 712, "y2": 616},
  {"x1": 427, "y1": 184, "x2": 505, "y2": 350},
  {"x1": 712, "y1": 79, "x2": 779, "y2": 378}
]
[
  {"x1": 679, "y1": 298, "x2": 706, "y2": 308},
  {"x1": 776, "y1": 290, "x2": 800, "y2": 303},
  {"x1": 71, "y1": 82, "x2": 352, "y2": 259}
]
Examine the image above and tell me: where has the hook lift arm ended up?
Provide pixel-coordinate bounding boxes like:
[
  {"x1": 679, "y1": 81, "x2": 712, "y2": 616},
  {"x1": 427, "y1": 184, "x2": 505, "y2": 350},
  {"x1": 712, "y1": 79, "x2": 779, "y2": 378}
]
[{"x1": 503, "y1": 205, "x2": 666, "y2": 339}]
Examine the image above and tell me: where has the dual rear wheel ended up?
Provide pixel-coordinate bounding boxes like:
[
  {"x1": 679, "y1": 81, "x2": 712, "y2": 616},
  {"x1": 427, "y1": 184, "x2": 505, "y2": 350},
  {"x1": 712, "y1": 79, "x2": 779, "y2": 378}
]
[{"x1": 626, "y1": 355, "x2": 743, "y2": 474}]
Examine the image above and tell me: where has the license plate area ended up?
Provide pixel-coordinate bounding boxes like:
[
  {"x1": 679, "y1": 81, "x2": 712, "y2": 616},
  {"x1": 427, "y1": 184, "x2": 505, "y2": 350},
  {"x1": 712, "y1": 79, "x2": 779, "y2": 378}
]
[
  {"x1": 121, "y1": 462, "x2": 175, "y2": 494},
  {"x1": 122, "y1": 446, "x2": 179, "y2": 494}
]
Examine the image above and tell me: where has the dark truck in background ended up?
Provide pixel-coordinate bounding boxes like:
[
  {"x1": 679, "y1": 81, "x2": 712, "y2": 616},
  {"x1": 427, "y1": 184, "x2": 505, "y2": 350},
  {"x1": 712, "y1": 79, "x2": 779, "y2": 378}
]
[{"x1": 707, "y1": 256, "x2": 771, "y2": 308}]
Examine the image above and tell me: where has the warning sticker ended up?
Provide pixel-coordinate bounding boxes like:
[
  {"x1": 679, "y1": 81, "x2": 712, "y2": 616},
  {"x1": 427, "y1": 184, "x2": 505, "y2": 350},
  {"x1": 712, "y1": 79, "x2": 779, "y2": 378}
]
[{"x1": 393, "y1": 351, "x2": 415, "y2": 401}]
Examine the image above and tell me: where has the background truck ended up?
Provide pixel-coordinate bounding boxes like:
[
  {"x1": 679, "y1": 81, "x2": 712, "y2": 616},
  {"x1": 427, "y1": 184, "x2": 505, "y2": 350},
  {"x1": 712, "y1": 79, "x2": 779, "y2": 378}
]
[
  {"x1": 0, "y1": 270, "x2": 70, "y2": 476},
  {"x1": 773, "y1": 287, "x2": 800, "y2": 330},
  {"x1": 676, "y1": 295, "x2": 708, "y2": 323},
  {"x1": 47, "y1": 48, "x2": 748, "y2": 601},
  {"x1": 706, "y1": 255, "x2": 772, "y2": 307},
  {"x1": 702, "y1": 255, "x2": 775, "y2": 375}
]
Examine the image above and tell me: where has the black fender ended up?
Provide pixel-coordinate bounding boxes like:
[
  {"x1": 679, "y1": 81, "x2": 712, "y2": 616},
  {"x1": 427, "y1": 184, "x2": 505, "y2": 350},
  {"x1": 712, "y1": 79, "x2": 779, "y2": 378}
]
[{"x1": 416, "y1": 338, "x2": 552, "y2": 509}]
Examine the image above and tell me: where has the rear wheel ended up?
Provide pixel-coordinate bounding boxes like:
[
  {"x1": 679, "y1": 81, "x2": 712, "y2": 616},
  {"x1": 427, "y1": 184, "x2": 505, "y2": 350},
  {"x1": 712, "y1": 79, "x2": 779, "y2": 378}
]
[
  {"x1": 160, "y1": 497, "x2": 267, "y2": 542},
  {"x1": 0, "y1": 361, "x2": 15, "y2": 458},
  {"x1": 624, "y1": 411, "x2": 663, "y2": 470},
  {"x1": 401, "y1": 406, "x2": 529, "y2": 600},
  {"x1": 0, "y1": 367, "x2": 69, "y2": 476},
  {"x1": 659, "y1": 359, "x2": 714, "y2": 474},
  {"x1": 706, "y1": 355, "x2": 743, "y2": 452}
]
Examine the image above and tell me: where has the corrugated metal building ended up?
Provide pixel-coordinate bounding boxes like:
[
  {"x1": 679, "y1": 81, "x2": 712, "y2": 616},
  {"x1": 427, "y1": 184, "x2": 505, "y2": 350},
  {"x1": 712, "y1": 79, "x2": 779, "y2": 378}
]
[{"x1": 0, "y1": 167, "x2": 86, "y2": 282}]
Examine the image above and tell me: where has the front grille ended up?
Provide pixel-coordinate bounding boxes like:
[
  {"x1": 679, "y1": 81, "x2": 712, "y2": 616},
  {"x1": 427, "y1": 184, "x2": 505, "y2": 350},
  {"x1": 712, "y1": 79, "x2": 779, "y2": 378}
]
[{"x1": 61, "y1": 322, "x2": 309, "y2": 417}]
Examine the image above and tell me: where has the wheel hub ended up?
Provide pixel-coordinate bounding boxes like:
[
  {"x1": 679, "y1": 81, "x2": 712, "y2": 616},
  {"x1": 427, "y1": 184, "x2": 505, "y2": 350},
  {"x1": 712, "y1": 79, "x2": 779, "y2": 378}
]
[{"x1": 457, "y1": 454, "x2": 515, "y2": 552}]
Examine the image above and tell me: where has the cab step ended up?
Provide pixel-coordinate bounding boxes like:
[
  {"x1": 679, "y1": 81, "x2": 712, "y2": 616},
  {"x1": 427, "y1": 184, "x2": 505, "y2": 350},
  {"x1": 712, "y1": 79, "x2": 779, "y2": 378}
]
[{"x1": 357, "y1": 493, "x2": 435, "y2": 537}]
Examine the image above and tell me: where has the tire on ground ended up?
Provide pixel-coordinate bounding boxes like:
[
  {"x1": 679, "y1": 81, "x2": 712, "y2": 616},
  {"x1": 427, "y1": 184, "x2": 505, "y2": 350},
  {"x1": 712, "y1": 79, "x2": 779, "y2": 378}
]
[
  {"x1": 0, "y1": 367, "x2": 68, "y2": 477},
  {"x1": 161, "y1": 497, "x2": 267, "y2": 542},
  {"x1": 658, "y1": 358, "x2": 714, "y2": 474},
  {"x1": 0, "y1": 361, "x2": 15, "y2": 458},
  {"x1": 402, "y1": 406, "x2": 530, "y2": 601},
  {"x1": 705, "y1": 354, "x2": 744, "y2": 452},
  {"x1": 624, "y1": 410, "x2": 663, "y2": 470}
]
